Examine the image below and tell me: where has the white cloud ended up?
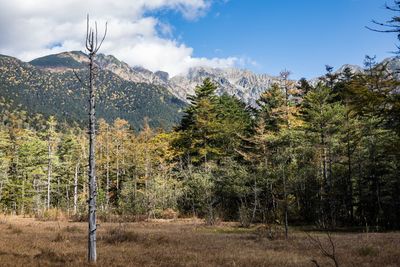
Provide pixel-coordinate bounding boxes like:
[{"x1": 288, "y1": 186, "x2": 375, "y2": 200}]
[{"x1": 0, "y1": 0, "x2": 239, "y2": 76}]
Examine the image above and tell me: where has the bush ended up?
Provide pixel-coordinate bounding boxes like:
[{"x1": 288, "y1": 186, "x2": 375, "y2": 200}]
[
  {"x1": 63, "y1": 225, "x2": 81, "y2": 233},
  {"x1": 0, "y1": 214, "x2": 7, "y2": 225},
  {"x1": 53, "y1": 232, "x2": 67, "y2": 242},
  {"x1": 36, "y1": 209, "x2": 67, "y2": 221},
  {"x1": 205, "y1": 206, "x2": 221, "y2": 226},
  {"x1": 34, "y1": 248, "x2": 68, "y2": 264},
  {"x1": 238, "y1": 205, "x2": 251, "y2": 228},
  {"x1": 103, "y1": 226, "x2": 140, "y2": 244},
  {"x1": 357, "y1": 245, "x2": 379, "y2": 257},
  {"x1": 254, "y1": 224, "x2": 285, "y2": 240},
  {"x1": 161, "y1": 208, "x2": 179, "y2": 219},
  {"x1": 69, "y1": 212, "x2": 86, "y2": 222},
  {"x1": 8, "y1": 225, "x2": 23, "y2": 235}
]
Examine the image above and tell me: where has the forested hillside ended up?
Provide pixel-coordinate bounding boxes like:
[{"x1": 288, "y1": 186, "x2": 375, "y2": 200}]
[
  {"x1": 0, "y1": 54, "x2": 185, "y2": 130},
  {"x1": 1, "y1": 56, "x2": 399, "y2": 230}
]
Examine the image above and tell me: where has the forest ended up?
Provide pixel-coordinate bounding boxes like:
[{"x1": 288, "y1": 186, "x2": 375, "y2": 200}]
[
  {"x1": 1, "y1": 55, "x2": 399, "y2": 231},
  {"x1": 1, "y1": 1, "x2": 400, "y2": 266}
]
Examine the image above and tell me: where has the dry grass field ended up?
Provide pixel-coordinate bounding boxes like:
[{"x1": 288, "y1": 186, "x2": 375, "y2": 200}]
[{"x1": 0, "y1": 215, "x2": 399, "y2": 267}]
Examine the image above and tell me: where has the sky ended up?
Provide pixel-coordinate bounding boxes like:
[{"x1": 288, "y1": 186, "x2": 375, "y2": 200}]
[{"x1": 0, "y1": 0, "x2": 396, "y2": 78}]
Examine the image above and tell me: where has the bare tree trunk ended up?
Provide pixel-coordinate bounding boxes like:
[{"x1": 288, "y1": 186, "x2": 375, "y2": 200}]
[
  {"x1": 322, "y1": 134, "x2": 328, "y2": 188},
  {"x1": 47, "y1": 142, "x2": 52, "y2": 209},
  {"x1": 116, "y1": 148, "x2": 120, "y2": 198},
  {"x1": 0, "y1": 180, "x2": 3, "y2": 202},
  {"x1": 321, "y1": 132, "x2": 328, "y2": 227},
  {"x1": 328, "y1": 146, "x2": 335, "y2": 228},
  {"x1": 74, "y1": 162, "x2": 79, "y2": 215},
  {"x1": 106, "y1": 126, "x2": 110, "y2": 208},
  {"x1": 283, "y1": 166, "x2": 288, "y2": 239},
  {"x1": 346, "y1": 132, "x2": 354, "y2": 223},
  {"x1": 280, "y1": 70, "x2": 290, "y2": 239},
  {"x1": 21, "y1": 174, "x2": 26, "y2": 215},
  {"x1": 0, "y1": 171, "x2": 5, "y2": 202},
  {"x1": 81, "y1": 16, "x2": 107, "y2": 263},
  {"x1": 57, "y1": 176, "x2": 61, "y2": 208},
  {"x1": 251, "y1": 176, "x2": 258, "y2": 222},
  {"x1": 66, "y1": 181, "x2": 70, "y2": 215},
  {"x1": 87, "y1": 47, "x2": 97, "y2": 263}
]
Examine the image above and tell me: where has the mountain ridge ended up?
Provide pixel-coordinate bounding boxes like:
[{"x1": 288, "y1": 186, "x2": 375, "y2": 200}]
[
  {"x1": 0, "y1": 53, "x2": 185, "y2": 130},
  {"x1": 2, "y1": 51, "x2": 398, "y2": 130},
  {"x1": 29, "y1": 51, "x2": 399, "y2": 107}
]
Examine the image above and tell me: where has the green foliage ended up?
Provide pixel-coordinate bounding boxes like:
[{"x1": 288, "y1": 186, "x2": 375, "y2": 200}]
[
  {"x1": 0, "y1": 64, "x2": 399, "y2": 231},
  {"x1": 0, "y1": 54, "x2": 185, "y2": 130},
  {"x1": 176, "y1": 78, "x2": 252, "y2": 165}
]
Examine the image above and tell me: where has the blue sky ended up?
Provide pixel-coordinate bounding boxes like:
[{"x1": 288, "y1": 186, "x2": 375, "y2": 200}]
[
  {"x1": 0, "y1": 0, "x2": 396, "y2": 78},
  {"x1": 156, "y1": 0, "x2": 396, "y2": 78}
]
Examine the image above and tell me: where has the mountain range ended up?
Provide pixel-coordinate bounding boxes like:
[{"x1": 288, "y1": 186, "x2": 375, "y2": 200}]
[
  {"x1": 30, "y1": 51, "x2": 283, "y2": 107},
  {"x1": 1, "y1": 51, "x2": 398, "y2": 129},
  {"x1": 0, "y1": 53, "x2": 184, "y2": 130}
]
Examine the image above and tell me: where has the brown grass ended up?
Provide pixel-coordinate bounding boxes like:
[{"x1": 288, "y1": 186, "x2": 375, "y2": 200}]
[
  {"x1": 0, "y1": 216, "x2": 398, "y2": 266},
  {"x1": 102, "y1": 226, "x2": 141, "y2": 244}
]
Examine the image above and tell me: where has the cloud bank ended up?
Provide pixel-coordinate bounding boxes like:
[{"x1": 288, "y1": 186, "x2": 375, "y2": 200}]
[{"x1": 0, "y1": 0, "x2": 238, "y2": 76}]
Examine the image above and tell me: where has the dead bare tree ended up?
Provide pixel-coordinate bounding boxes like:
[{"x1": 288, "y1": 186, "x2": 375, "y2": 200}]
[
  {"x1": 75, "y1": 15, "x2": 107, "y2": 263},
  {"x1": 306, "y1": 232, "x2": 339, "y2": 267},
  {"x1": 87, "y1": 15, "x2": 107, "y2": 263},
  {"x1": 280, "y1": 70, "x2": 291, "y2": 240}
]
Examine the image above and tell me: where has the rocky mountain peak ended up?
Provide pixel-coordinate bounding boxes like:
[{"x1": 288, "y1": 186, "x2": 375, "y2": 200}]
[{"x1": 28, "y1": 51, "x2": 400, "y2": 107}]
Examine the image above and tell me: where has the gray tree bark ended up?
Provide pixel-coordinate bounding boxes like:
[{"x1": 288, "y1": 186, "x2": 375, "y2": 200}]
[
  {"x1": 79, "y1": 15, "x2": 107, "y2": 263},
  {"x1": 73, "y1": 162, "x2": 79, "y2": 215},
  {"x1": 87, "y1": 48, "x2": 97, "y2": 262},
  {"x1": 106, "y1": 126, "x2": 110, "y2": 208},
  {"x1": 47, "y1": 141, "x2": 52, "y2": 209}
]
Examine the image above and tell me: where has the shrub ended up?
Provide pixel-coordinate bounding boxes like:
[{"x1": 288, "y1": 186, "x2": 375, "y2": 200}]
[
  {"x1": 63, "y1": 225, "x2": 81, "y2": 233},
  {"x1": 34, "y1": 248, "x2": 67, "y2": 264},
  {"x1": 0, "y1": 215, "x2": 7, "y2": 225},
  {"x1": 69, "y1": 213, "x2": 86, "y2": 222},
  {"x1": 161, "y1": 208, "x2": 179, "y2": 219},
  {"x1": 103, "y1": 226, "x2": 140, "y2": 244},
  {"x1": 53, "y1": 232, "x2": 67, "y2": 242},
  {"x1": 357, "y1": 245, "x2": 379, "y2": 257},
  {"x1": 9, "y1": 225, "x2": 23, "y2": 235},
  {"x1": 254, "y1": 224, "x2": 285, "y2": 240},
  {"x1": 238, "y1": 205, "x2": 251, "y2": 228},
  {"x1": 36, "y1": 209, "x2": 67, "y2": 221}
]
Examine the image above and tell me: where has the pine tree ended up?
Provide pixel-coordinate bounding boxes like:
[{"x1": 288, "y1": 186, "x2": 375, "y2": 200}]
[{"x1": 301, "y1": 84, "x2": 345, "y2": 227}]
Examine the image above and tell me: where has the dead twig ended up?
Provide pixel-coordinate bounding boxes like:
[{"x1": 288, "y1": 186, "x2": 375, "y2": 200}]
[{"x1": 306, "y1": 231, "x2": 339, "y2": 267}]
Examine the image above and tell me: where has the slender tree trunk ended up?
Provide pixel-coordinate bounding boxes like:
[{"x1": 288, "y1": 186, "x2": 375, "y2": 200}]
[
  {"x1": 322, "y1": 135, "x2": 328, "y2": 188},
  {"x1": 251, "y1": 176, "x2": 258, "y2": 222},
  {"x1": 79, "y1": 18, "x2": 107, "y2": 262},
  {"x1": 57, "y1": 176, "x2": 61, "y2": 208},
  {"x1": 346, "y1": 125, "x2": 354, "y2": 223},
  {"x1": 0, "y1": 171, "x2": 5, "y2": 202},
  {"x1": 47, "y1": 142, "x2": 52, "y2": 209},
  {"x1": 66, "y1": 181, "x2": 70, "y2": 215},
  {"x1": 88, "y1": 50, "x2": 97, "y2": 263},
  {"x1": 328, "y1": 147, "x2": 336, "y2": 228},
  {"x1": 116, "y1": 147, "x2": 120, "y2": 199},
  {"x1": 0, "y1": 181, "x2": 3, "y2": 202},
  {"x1": 283, "y1": 166, "x2": 288, "y2": 239},
  {"x1": 21, "y1": 174, "x2": 26, "y2": 215},
  {"x1": 74, "y1": 162, "x2": 79, "y2": 215},
  {"x1": 282, "y1": 73, "x2": 290, "y2": 239},
  {"x1": 34, "y1": 179, "x2": 40, "y2": 213},
  {"x1": 106, "y1": 126, "x2": 110, "y2": 208}
]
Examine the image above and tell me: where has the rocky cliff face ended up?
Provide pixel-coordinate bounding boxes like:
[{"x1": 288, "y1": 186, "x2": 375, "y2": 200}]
[
  {"x1": 30, "y1": 51, "x2": 400, "y2": 106},
  {"x1": 169, "y1": 67, "x2": 282, "y2": 106}
]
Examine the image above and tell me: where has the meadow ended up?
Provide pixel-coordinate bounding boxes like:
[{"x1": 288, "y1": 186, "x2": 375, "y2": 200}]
[{"x1": 0, "y1": 215, "x2": 399, "y2": 267}]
